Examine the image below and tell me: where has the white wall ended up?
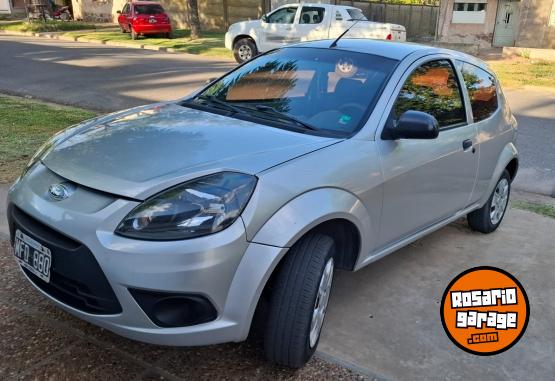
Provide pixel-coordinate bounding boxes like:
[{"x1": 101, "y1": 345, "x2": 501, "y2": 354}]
[{"x1": 0, "y1": 0, "x2": 12, "y2": 14}]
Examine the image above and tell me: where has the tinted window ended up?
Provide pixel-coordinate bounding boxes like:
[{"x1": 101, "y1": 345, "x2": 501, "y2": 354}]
[
  {"x1": 300, "y1": 6, "x2": 325, "y2": 24},
  {"x1": 194, "y1": 48, "x2": 397, "y2": 135},
  {"x1": 134, "y1": 4, "x2": 165, "y2": 14},
  {"x1": 346, "y1": 8, "x2": 367, "y2": 20},
  {"x1": 393, "y1": 60, "x2": 466, "y2": 128},
  {"x1": 122, "y1": 4, "x2": 130, "y2": 14},
  {"x1": 461, "y1": 63, "x2": 498, "y2": 122},
  {"x1": 267, "y1": 7, "x2": 297, "y2": 23}
]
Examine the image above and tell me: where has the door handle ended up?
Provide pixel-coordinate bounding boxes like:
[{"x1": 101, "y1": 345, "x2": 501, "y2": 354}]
[{"x1": 462, "y1": 139, "x2": 475, "y2": 153}]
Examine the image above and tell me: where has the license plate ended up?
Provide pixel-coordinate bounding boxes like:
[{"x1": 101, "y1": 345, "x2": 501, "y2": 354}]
[
  {"x1": 149, "y1": 18, "x2": 157, "y2": 23},
  {"x1": 13, "y1": 229, "x2": 52, "y2": 283}
]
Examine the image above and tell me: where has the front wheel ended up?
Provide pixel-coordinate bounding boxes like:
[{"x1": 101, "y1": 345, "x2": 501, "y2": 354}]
[
  {"x1": 233, "y1": 38, "x2": 257, "y2": 64},
  {"x1": 264, "y1": 233, "x2": 335, "y2": 368},
  {"x1": 467, "y1": 169, "x2": 511, "y2": 233}
]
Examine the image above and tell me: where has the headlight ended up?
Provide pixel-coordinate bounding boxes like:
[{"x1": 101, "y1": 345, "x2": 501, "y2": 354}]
[{"x1": 115, "y1": 172, "x2": 257, "y2": 240}]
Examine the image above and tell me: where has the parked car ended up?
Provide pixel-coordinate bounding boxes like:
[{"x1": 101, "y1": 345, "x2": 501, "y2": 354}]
[
  {"x1": 8, "y1": 39, "x2": 517, "y2": 368},
  {"x1": 117, "y1": 1, "x2": 172, "y2": 40},
  {"x1": 225, "y1": 2, "x2": 406, "y2": 63}
]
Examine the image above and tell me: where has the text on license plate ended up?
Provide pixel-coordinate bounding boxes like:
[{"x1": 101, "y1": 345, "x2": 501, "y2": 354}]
[{"x1": 13, "y1": 229, "x2": 52, "y2": 283}]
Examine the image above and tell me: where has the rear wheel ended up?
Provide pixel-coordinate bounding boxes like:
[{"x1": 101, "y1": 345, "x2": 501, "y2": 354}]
[
  {"x1": 165, "y1": 31, "x2": 173, "y2": 39},
  {"x1": 233, "y1": 38, "x2": 257, "y2": 64},
  {"x1": 264, "y1": 233, "x2": 335, "y2": 368},
  {"x1": 467, "y1": 170, "x2": 511, "y2": 233}
]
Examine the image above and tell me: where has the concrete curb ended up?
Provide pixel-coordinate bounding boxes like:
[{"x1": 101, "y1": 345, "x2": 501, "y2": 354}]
[{"x1": 0, "y1": 29, "x2": 234, "y2": 61}]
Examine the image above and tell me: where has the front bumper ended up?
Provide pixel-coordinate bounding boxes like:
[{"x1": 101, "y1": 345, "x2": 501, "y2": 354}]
[
  {"x1": 224, "y1": 31, "x2": 233, "y2": 50},
  {"x1": 7, "y1": 164, "x2": 286, "y2": 345}
]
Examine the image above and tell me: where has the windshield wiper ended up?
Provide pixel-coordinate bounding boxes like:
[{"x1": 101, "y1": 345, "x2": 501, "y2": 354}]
[
  {"x1": 249, "y1": 105, "x2": 318, "y2": 131},
  {"x1": 194, "y1": 95, "x2": 247, "y2": 115}
]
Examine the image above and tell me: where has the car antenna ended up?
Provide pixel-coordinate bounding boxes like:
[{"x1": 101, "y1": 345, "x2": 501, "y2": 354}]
[{"x1": 329, "y1": 18, "x2": 365, "y2": 48}]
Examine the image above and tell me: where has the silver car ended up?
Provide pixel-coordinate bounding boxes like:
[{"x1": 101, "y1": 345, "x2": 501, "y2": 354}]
[{"x1": 8, "y1": 39, "x2": 517, "y2": 368}]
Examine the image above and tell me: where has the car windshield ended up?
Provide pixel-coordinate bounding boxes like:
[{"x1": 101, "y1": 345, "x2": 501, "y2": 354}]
[
  {"x1": 346, "y1": 8, "x2": 367, "y2": 20},
  {"x1": 190, "y1": 48, "x2": 397, "y2": 136},
  {"x1": 135, "y1": 4, "x2": 164, "y2": 14}
]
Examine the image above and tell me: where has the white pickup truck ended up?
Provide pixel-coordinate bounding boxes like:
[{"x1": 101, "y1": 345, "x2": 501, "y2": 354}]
[{"x1": 225, "y1": 2, "x2": 406, "y2": 63}]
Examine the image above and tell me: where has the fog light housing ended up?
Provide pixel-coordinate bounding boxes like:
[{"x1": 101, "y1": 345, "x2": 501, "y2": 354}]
[{"x1": 129, "y1": 288, "x2": 217, "y2": 328}]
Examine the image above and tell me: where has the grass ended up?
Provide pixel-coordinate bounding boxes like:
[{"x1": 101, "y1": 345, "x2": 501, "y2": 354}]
[
  {"x1": 63, "y1": 28, "x2": 232, "y2": 58},
  {"x1": 0, "y1": 95, "x2": 96, "y2": 183},
  {"x1": 0, "y1": 20, "x2": 112, "y2": 33},
  {"x1": 511, "y1": 200, "x2": 555, "y2": 219},
  {"x1": 487, "y1": 59, "x2": 555, "y2": 88}
]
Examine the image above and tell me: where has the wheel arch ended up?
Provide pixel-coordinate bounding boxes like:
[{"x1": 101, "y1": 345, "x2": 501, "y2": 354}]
[
  {"x1": 226, "y1": 188, "x2": 373, "y2": 340},
  {"x1": 478, "y1": 142, "x2": 518, "y2": 207},
  {"x1": 233, "y1": 34, "x2": 258, "y2": 49}
]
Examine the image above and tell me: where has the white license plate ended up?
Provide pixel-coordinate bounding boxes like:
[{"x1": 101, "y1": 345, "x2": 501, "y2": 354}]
[{"x1": 13, "y1": 229, "x2": 52, "y2": 283}]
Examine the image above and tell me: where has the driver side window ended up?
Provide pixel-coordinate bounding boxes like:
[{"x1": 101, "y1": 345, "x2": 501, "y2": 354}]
[
  {"x1": 122, "y1": 3, "x2": 130, "y2": 14},
  {"x1": 267, "y1": 7, "x2": 298, "y2": 24},
  {"x1": 393, "y1": 60, "x2": 466, "y2": 129}
]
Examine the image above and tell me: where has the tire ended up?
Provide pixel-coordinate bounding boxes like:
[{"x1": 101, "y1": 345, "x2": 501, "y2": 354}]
[
  {"x1": 467, "y1": 169, "x2": 511, "y2": 233},
  {"x1": 131, "y1": 28, "x2": 138, "y2": 40},
  {"x1": 233, "y1": 38, "x2": 257, "y2": 64},
  {"x1": 264, "y1": 233, "x2": 335, "y2": 368},
  {"x1": 165, "y1": 31, "x2": 173, "y2": 39}
]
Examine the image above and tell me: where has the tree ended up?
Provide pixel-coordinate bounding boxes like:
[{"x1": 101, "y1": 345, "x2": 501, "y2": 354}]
[{"x1": 187, "y1": 0, "x2": 201, "y2": 39}]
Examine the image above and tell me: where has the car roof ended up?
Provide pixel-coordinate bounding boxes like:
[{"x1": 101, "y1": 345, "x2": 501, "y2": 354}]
[{"x1": 290, "y1": 39, "x2": 490, "y2": 70}]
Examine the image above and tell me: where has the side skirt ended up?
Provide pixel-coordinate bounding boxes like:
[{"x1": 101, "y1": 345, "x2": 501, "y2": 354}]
[{"x1": 355, "y1": 203, "x2": 481, "y2": 270}]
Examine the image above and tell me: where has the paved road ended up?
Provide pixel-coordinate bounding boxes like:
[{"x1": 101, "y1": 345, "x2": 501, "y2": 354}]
[
  {"x1": 0, "y1": 35, "x2": 234, "y2": 111},
  {"x1": 0, "y1": 35, "x2": 553, "y2": 196},
  {"x1": 504, "y1": 88, "x2": 555, "y2": 196}
]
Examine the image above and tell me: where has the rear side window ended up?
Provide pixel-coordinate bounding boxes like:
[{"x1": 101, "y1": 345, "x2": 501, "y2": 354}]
[
  {"x1": 460, "y1": 63, "x2": 498, "y2": 122},
  {"x1": 300, "y1": 6, "x2": 325, "y2": 24},
  {"x1": 393, "y1": 60, "x2": 466, "y2": 128}
]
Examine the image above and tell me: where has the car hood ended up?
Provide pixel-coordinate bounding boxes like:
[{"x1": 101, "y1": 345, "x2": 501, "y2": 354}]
[
  {"x1": 41, "y1": 103, "x2": 338, "y2": 200},
  {"x1": 229, "y1": 20, "x2": 260, "y2": 33}
]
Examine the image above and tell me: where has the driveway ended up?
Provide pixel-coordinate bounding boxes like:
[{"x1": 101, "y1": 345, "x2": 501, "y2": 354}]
[
  {"x1": 319, "y1": 194, "x2": 555, "y2": 380},
  {"x1": 1, "y1": 35, "x2": 553, "y2": 197}
]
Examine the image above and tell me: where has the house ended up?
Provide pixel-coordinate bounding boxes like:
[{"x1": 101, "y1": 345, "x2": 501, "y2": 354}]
[
  {"x1": 71, "y1": 0, "x2": 269, "y2": 30},
  {"x1": 1, "y1": 0, "x2": 26, "y2": 15},
  {"x1": 437, "y1": 0, "x2": 555, "y2": 49}
]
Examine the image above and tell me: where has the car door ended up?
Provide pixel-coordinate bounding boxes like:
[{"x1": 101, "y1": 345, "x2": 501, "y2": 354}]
[
  {"x1": 118, "y1": 3, "x2": 130, "y2": 30},
  {"x1": 376, "y1": 57, "x2": 479, "y2": 248},
  {"x1": 260, "y1": 6, "x2": 299, "y2": 51},
  {"x1": 294, "y1": 5, "x2": 329, "y2": 41}
]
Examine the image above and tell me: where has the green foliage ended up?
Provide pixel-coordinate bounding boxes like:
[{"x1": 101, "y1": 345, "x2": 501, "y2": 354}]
[
  {"x1": 62, "y1": 29, "x2": 232, "y2": 58},
  {"x1": 511, "y1": 200, "x2": 555, "y2": 219},
  {"x1": 0, "y1": 95, "x2": 95, "y2": 183},
  {"x1": 488, "y1": 59, "x2": 555, "y2": 88},
  {"x1": 0, "y1": 21, "x2": 111, "y2": 33}
]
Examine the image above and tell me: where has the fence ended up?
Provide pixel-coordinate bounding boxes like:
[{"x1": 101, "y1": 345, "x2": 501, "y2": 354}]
[{"x1": 366, "y1": 3, "x2": 438, "y2": 41}]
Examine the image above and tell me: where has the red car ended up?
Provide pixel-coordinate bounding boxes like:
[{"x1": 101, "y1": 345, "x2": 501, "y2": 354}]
[{"x1": 117, "y1": 1, "x2": 172, "y2": 40}]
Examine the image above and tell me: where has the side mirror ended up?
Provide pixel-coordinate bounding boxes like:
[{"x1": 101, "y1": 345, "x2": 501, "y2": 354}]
[
  {"x1": 383, "y1": 110, "x2": 439, "y2": 140},
  {"x1": 261, "y1": 14, "x2": 268, "y2": 22},
  {"x1": 117, "y1": 10, "x2": 121, "y2": 14}
]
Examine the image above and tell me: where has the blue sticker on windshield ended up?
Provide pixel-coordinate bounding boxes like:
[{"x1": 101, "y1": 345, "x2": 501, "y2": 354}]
[{"x1": 339, "y1": 114, "x2": 352, "y2": 125}]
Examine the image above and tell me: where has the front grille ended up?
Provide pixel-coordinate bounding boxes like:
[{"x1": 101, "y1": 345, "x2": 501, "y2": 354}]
[{"x1": 8, "y1": 204, "x2": 122, "y2": 315}]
